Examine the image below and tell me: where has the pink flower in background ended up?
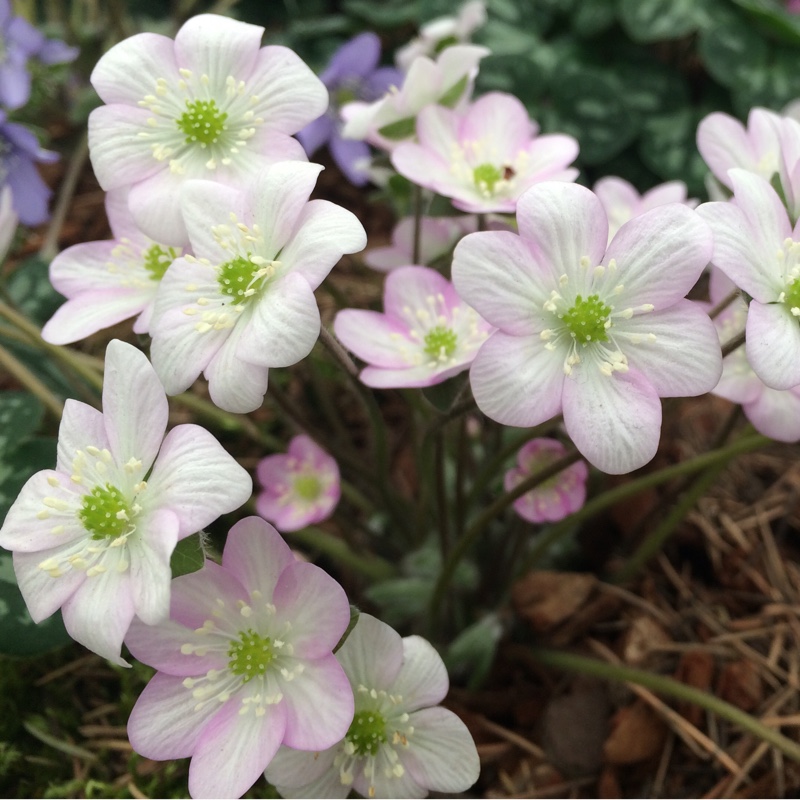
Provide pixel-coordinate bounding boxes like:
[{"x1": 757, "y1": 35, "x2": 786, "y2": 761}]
[
  {"x1": 341, "y1": 44, "x2": 489, "y2": 152},
  {"x1": 593, "y1": 176, "x2": 697, "y2": 243},
  {"x1": 364, "y1": 215, "x2": 477, "y2": 272},
  {"x1": 0, "y1": 340, "x2": 251, "y2": 664},
  {"x1": 88, "y1": 13, "x2": 326, "y2": 244},
  {"x1": 264, "y1": 613, "x2": 480, "y2": 799},
  {"x1": 149, "y1": 162, "x2": 366, "y2": 413},
  {"x1": 126, "y1": 516, "x2": 354, "y2": 799},
  {"x1": 698, "y1": 168, "x2": 800, "y2": 390},
  {"x1": 392, "y1": 92, "x2": 578, "y2": 214},
  {"x1": 256, "y1": 436, "x2": 340, "y2": 532},
  {"x1": 42, "y1": 188, "x2": 188, "y2": 345},
  {"x1": 452, "y1": 182, "x2": 721, "y2": 474},
  {"x1": 707, "y1": 268, "x2": 800, "y2": 441},
  {"x1": 334, "y1": 265, "x2": 492, "y2": 388},
  {"x1": 505, "y1": 438, "x2": 588, "y2": 523}
]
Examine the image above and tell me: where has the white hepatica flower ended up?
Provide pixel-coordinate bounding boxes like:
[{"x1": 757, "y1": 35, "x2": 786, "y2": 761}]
[{"x1": 88, "y1": 13, "x2": 326, "y2": 244}]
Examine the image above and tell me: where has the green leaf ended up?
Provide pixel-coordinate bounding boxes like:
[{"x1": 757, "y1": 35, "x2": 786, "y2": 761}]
[
  {"x1": 0, "y1": 392, "x2": 43, "y2": 458},
  {"x1": 730, "y1": 0, "x2": 800, "y2": 46},
  {"x1": 571, "y1": 0, "x2": 616, "y2": 37},
  {"x1": 618, "y1": 0, "x2": 708, "y2": 42},
  {"x1": 364, "y1": 577, "x2": 432, "y2": 626},
  {"x1": 3, "y1": 255, "x2": 64, "y2": 326},
  {"x1": 169, "y1": 533, "x2": 206, "y2": 578},
  {"x1": 698, "y1": 18, "x2": 769, "y2": 90},
  {"x1": 421, "y1": 373, "x2": 469, "y2": 413},
  {"x1": 342, "y1": 0, "x2": 420, "y2": 27},
  {"x1": 438, "y1": 75, "x2": 468, "y2": 109},
  {"x1": 444, "y1": 613, "x2": 503, "y2": 689},
  {"x1": 0, "y1": 549, "x2": 72, "y2": 657},
  {"x1": 377, "y1": 116, "x2": 417, "y2": 141}
]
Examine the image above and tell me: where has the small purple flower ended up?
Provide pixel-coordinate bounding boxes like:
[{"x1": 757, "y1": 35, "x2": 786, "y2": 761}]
[
  {"x1": 256, "y1": 436, "x2": 340, "y2": 533},
  {"x1": 298, "y1": 33, "x2": 402, "y2": 186},
  {"x1": 0, "y1": 111, "x2": 57, "y2": 225},
  {"x1": 505, "y1": 438, "x2": 588, "y2": 523}
]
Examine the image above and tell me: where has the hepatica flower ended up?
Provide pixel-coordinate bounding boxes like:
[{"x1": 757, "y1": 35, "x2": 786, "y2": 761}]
[
  {"x1": 505, "y1": 438, "x2": 588, "y2": 523},
  {"x1": 698, "y1": 168, "x2": 800, "y2": 391},
  {"x1": 334, "y1": 265, "x2": 492, "y2": 388},
  {"x1": 264, "y1": 613, "x2": 480, "y2": 799},
  {"x1": 297, "y1": 32, "x2": 402, "y2": 186},
  {"x1": 256, "y1": 435, "x2": 340, "y2": 533},
  {"x1": 0, "y1": 340, "x2": 252, "y2": 664},
  {"x1": 149, "y1": 161, "x2": 366, "y2": 413},
  {"x1": 392, "y1": 92, "x2": 579, "y2": 214},
  {"x1": 88, "y1": 13, "x2": 326, "y2": 243},
  {"x1": 452, "y1": 182, "x2": 722, "y2": 474},
  {"x1": 42, "y1": 187, "x2": 188, "y2": 345},
  {"x1": 126, "y1": 516, "x2": 354, "y2": 799}
]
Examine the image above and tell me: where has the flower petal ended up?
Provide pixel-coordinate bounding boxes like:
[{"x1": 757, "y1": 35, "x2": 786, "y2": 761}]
[
  {"x1": 264, "y1": 746, "x2": 344, "y2": 798},
  {"x1": 57, "y1": 399, "x2": 108, "y2": 473},
  {"x1": 169, "y1": 560, "x2": 248, "y2": 630},
  {"x1": 334, "y1": 310, "x2": 410, "y2": 369},
  {"x1": 336, "y1": 613, "x2": 404, "y2": 690},
  {"x1": 127, "y1": 168, "x2": 189, "y2": 246},
  {"x1": 744, "y1": 385, "x2": 800, "y2": 442},
  {"x1": 390, "y1": 636, "x2": 449, "y2": 711},
  {"x1": 12, "y1": 548, "x2": 86, "y2": 621},
  {"x1": 746, "y1": 300, "x2": 800, "y2": 390}
]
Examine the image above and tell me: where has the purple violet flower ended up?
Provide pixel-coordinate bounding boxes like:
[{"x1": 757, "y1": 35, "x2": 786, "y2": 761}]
[
  {"x1": 0, "y1": 111, "x2": 57, "y2": 225},
  {"x1": 297, "y1": 32, "x2": 402, "y2": 186}
]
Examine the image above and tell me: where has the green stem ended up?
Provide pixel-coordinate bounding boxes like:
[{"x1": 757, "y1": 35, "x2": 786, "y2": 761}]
[
  {"x1": 434, "y1": 428, "x2": 450, "y2": 556},
  {"x1": 709, "y1": 288, "x2": 740, "y2": 320},
  {"x1": 0, "y1": 341, "x2": 63, "y2": 419},
  {"x1": 290, "y1": 526, "x2": 396, "y2": 581},
  {"x1": 522, "y1": 646, "x2": 800, "y2": 764},
  {"x1": 721, "y1": 329, "x2": 746, "y2": 358},
  {"x1": 515, "y1": 431, "x2": 769, "y2": 577},
  {"x1": 430, "y1": 448, "x2": 581, "y2": 616}
]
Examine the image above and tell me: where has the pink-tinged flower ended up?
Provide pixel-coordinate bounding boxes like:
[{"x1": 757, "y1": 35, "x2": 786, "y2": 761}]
[
  {"x1": 126, "y1": 516, "x2": 353, "y2": 800},
  {"x1": 256, "y1": 436, "x2": 340, "y2": 533},
  {"x1": 264, "y1": 613, "x2": 480, "y2": 799},
  {"x1": 396, "y1": 0, "x2": 487, "y2": 72},
  {"x1": 505, "y1": 438, "x2": 588, "y2": 523},
  {"x1": 149, "y1": 162, "x2": 366, "y2": 413},
  {"x1": 698, "y1": 169, "x2": 800, "y2": 391},
  {"x1": 334, "y1": 265, "x2": 492, "y2": 388},
  {"x1": 452, "y1": 182, "x2": 721, "y2": 474},
  {"x1": 341, "y1": 44, "x2": 489, "y2": 152},
  {"x1": 42, "y1": 188, "x2": 189, "y2": 345},
  {"x1": 88, "y1": 14, "x2": 326, "y2": 244},
  {"x1": 593, "y1": 176, "x2": 697, "y2": 243},
  {"x1": 364, "y1": 215, "x2": 476, "y2": 272},
  {"x1": 392, "y1": 92, "x2": 579, "y2": 214},
  {"x1": 707, "y1": 268, "x2": 800, "y2": 441},
  {"x1": 0, "y1": 340, "x2": 252, "y2": 665},
  {"x1": 696, "y1": 108, "x2": 783, "y2": 193}
]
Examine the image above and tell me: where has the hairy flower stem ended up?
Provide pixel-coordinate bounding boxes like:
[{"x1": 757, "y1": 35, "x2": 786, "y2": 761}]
[
  {"x1": 516, "y1": 645, "x2": 800, "y2": 765},
  {"x1": 721, "y1": 329, "x2": 746, "y2": 358},
  {"x1": 709, "y1": 288, "x2": 740, "y2": 320},
  {"x1": 514, "y1": 429, "x2": 769, "y2": 579},
  {"x1": 430, "y1": 448, "x2": 581, "y2": 626}
]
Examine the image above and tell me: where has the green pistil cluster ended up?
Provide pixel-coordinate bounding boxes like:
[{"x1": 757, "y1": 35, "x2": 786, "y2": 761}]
[
  {"x1": 79, "y1": 484, "x2": 131, "y2": 540},
  {"x1": 424, "y1": 325, "x2": 458, "y2": 360},
  {"x1": 293, "y1": 474, "x2": 322, "y2": 502},
  {"x1": 218, "y1": 255, "x2": 259, "y2": 304},
  {"x1": 473, "y1": 163, "x2": 502, "y2": 195},
  {"x1": 176, "y1": 99, "x2": 228, "y2": 147},
  {"x1": 143, "y1": 244, "x2": 178, "y2": 281},
  {"x1": 785, "y1": 278, "x2": 800, "y2": 313},
  {"x1": 562, "y1": 293, "x2": 611, "y2": 344},
  {"x1": 228, "y1": 629, "x2": 275, "y2": 682},
  {"x1": 346, "y1": 710, "x2": 388, "y2": 756}
]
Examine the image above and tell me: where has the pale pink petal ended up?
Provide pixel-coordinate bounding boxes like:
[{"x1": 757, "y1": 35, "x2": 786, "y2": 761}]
[
  {"x1": 469, "y1": 332, "x2": 565, "y2": 426},
  {"x1": 265, "y1": 747, "x2": 343, "y2": 798},
  {"x1": 336, "y1": 613, "x2": 404, "y2": 689},
  {"x1": 697, "y1": 111, "x2": 755, "y2": 187},
  {"x1": 593, "y1": 176, "x2": 639, "y2": 215},
  {"x1": 145, "y1": 424, "x2": 252, "y2": 537},
  {"x1": 334, "y1": 310, "x2": 410, "y2": 368},
  {"x1": 57, "y1": 399, "x2": 108, "y2": 473},
  {"x1": 360, "y1": 363, "x2": 464, "y2": 389},
  {"x1": 12, "y1": 548, "x2": 86, "y2": 621},
  {"x1": 619, "y1": 300, "x2": 722, "y2": 397},
  {"x1": 278, "y1": 199, "x2": 366, "y2": 289},
  {"x1": 391, "y1": 141, "x2": 455, "y2": 198},
  {"x1": 389, "y1": 636, "x2": 449, "y2": 711},
  {"x1": 128, "y1": 168, "x2": 190, "y2": 246},
  {"x1": 562, "y1": 367, "x2": 661, "y2": 474},
  {"x1": 180, "y1": 180, "x2": 251, "y2": 263},
  {"x1": 169, "y1": 561, "x2": 248, "y2": 630},
  {"x1": 746, "y1": 300, "x2": 800, "y2": 390},
  {"x1": 642, "y1": 180, "x2": 691, "y2": 209},
  {"x1": 272, "y1": 562, "x2": 350, "y2": 657},
  {"x1": 104, "y1": 186, "x2": 145, "y2": 242},
  {"x1": 102, "y1": 340, "x2": 168, "y2": 475},
  {"x1": 221, "y1": 516, "x2": 294, "y2": 600},
  {"x1": 522, "y1": 134, "x2": 579, "y2": 181},
  {"x1": 383, "y1": 265, "x2": 453, "y2": 319},
  {"x1": 90, "y1": 32, "x2": 178, "y2": 105},
  {"x1": 288, "y1": 435, "x2": 332, "y2": 470},
  {"x1": 744, "y1": 385, "x2": 800, "y2": 442},
  {"x1": 604, "y1": 204, "x2": 712, "y2": 309},
  {"x1": 245, "y1": 128, "x2": 309, "y2": 165},
  {"x1": 188, "y1": 695, "x2": 287, "y2": 799},
  {"x1": 48, "y1": 241, "x2": 129, "y2": 296},
  {"x1": 461, "y1": 92, "x2": 535, "y2": 153},
  {"x1": 281, "y1": 655, "x2": 353, "y2": 749}
]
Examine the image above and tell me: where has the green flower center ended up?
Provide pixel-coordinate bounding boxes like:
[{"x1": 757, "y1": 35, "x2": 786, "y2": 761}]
[
  {"x1": 784, "y1": 279, "x2": 800, "y2": 313},
  {"x1": 473, "y1": 163, "x2": 503, "y2": 195},
  {"x1": 142, "y1": 243, "x2": 178, "y2": 281},
  {"x1": 346, "y1": 710, "x2": 387, "y2": 756},
  {"x1": 78, "y1": 484, "x2": 132, "y2": 540},
  {"x1": 562, "y1": 294, "x2": 611, "y2": 344},
  {"x1": 294, "y1": 474, "x2": 321, "y2": 502},
  {"x1": 218, "y1": 255, "x2": 260, "y2": 304},
  {"x1": 228, "y1": 629, "x2": 275, "y2": 682},
  {"x1": 423, "y1": 325, "x2": 458, "y2": 360},
  {"x1": 176, "y1": 99, "x2": 228, "y2": 147}
]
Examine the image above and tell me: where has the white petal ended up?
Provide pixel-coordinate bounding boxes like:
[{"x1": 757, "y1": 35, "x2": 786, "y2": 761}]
[
  {"x1": 390, "y1": 636, "x2": 449, "y2": 711},
  {"x1": 746, "y1": 300, "x2": 800, "y2": 390}
]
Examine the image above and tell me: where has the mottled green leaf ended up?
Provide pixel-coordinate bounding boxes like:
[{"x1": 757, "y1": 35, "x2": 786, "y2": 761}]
[
  {"x1": 169, "y1": 533, "x2": 206, "y2": 578},
  {"x1": 377, "y1": 116, "x2": 417, "y2": 141},
  {"x1": 618, "y1": 0, "x2": 708, "y2": 42},
  {"x1": 0, "y1": 393, "x2": 43, "y2": 459}
]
